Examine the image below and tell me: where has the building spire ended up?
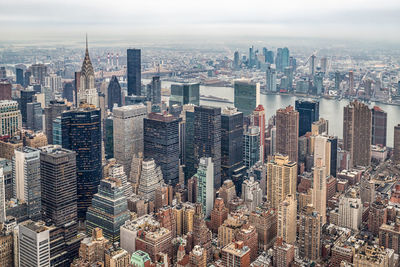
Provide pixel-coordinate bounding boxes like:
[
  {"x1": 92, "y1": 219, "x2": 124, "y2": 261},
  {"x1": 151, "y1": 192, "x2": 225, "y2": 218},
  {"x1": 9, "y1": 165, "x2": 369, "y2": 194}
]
[{"x1": 86, "y1": 33, "x2": 88, "y2": 51}]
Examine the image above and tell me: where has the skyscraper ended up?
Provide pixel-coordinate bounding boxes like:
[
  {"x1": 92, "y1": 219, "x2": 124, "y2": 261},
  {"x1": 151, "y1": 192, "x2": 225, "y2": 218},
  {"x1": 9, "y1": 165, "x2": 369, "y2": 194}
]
[
  {"x1": 196, "y1": 157, "x2": 214, "y2": 218},
  {"x1": 298, "y1": 205, "x2": 322, "y2": 260},
  {"x1": 253, "y1": 105, "x2": 266, "y2": 162},
  {"x1": 276, "y1": 106, "x2": 299, "y2": 163},
  {"x1": 0, "y1": 81, "x2": 11, "y2": 100},
  {"x1": 137, "y1": 158, "x2": 165, "y2": 201},
  {"x1": 39, "y1": 145, "x2": 77, "y2": 227},
  {"x1": 277, "y1": 195, "x2": 297, "y2": 244},
  {"x1": 127, "y1": 48, "x2": 141, "y2": 96},
  {"x1": 151, "y1": 76, "x2": 161, "y2": 104},
  {"x1": 44, "y1": 100, "x2": 68, "y2": 144},
  {"x1": 26, "y1": 102, "x2": 43, "y2": 131},
  {"x1": 61, "y1": 106, "x2": 102, "y2": 220},
  {"x1": 144, "y1": 112, "x2": 181, "y2": 185},
  {"x1": 107, "y1": 76, "x2": 122, "y2": 111},
  {"x1": 312, "y1": 158, "x2": 327, "y2": 224},
  {"x1": 20, "y1": 89, "x2": 35, "y2": 125},
  {"x1": 0, "y1": 100, "x2": 22, "y2": 138},
  {"x1": 16, "y1": 67, "x2": 24, "y2": 86},
  {"x1": 183, "y1": 104, "x2": 196, "y2": 180},
  {"x1": 233, "y1": 51, "x2": 240, "y2": 70},
  {"x1": 0, "y1": 168, "x2": 5, "y2": 223},
  {"x1": 13, "y1": 147, "x2": 41, "y2": 221},
  {"x1": 349, "y1": 70, "x2": 354, "y2": 94},
  {"x1": 221, "y1": 107, "x2": 244, "y2": 186},
  {"x1": 282, "y1": 47, "x2": 290, "y2": 70},
  {"x1": 243, "y1": 125, "x2": 260, "y2": 168},
  {"x1": 170, "y1": 83, "x2": 200, "y2": 106},
  {"x1": 194, "y1": 106, "x2": 221, "y2": 189},
  {"x1": 343, "y1": 100, "x2": 372, "y2": 167},
  {"x1": 338, "y1": 189, "x2": 362, "y2": 230},
  {"x1": 394, "y1": 125, "x2": 400, "y2": 164},
  {"x1": 335, "y1": 71, "x2": 341, "y2": 90},
  {"x1": 192, "y1": 203, "x2": 213, "y2": 261},
  {"x1": 233, "y1": 81, "x2": 260, "y2": 116},
  {"x1": 328, "y1": 136, "x2": 338, "y2": 177},
  {"x1": 295, "y1": 100, "x2": 319, "y2": 137},
  {"x1": 267, "y1": 155, "x2": 297, "y2": 209},
  {"x1": 241, "y1": 176, "x2": 263, "y2": 211},
  {"x1": 78, "y1": 37, "x2": 98, "y2": 107},
  {"x1": 266, "y1": 66, "x2": 277, "y2": 92},
  {"x1": 113, "y1": 104, "x2": 147, "y2": 179},
  {"x1": 371, "y1": 106, "x2": 387, "y2": 147},
  {"x1": 86, "y1": 177, "x2": 130, "y2": 243}
]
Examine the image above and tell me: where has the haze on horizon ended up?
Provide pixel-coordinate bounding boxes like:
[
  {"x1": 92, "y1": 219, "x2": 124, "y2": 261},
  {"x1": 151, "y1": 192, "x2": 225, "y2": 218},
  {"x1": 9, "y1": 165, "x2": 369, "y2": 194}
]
[{"x1": 1, "y1": 0, "x2": 400, "y2": 44}]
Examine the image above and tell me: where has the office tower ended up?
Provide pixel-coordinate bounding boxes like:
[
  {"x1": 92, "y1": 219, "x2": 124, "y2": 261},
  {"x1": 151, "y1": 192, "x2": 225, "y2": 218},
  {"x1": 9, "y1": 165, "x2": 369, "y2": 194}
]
[
  {"x1": 222, "y1": 241, "x2": 251, "y2": 267},
  {"x1": 267, "y1": 155, "x2": 297, "y2": 209},
  {"x1": 241, "y1": 176, "x2": 262, "y2": 211},
  {"x1": 218, "y1": 214, "x2": 246, "y2": 247},
  {"x1": 371, "y1": 106, "x2": 387, "y2": 147},
  {"x1": 192, "y1": 203, "x2": 212, "y2": 261},
  {"x1": 104, "y1": 159, "x2": 133, "y2": 198},
  {"x1": 170, "y1": 83, "x2": 200, "y2": 106},
  {"x1": 311, "y1": 118, "x2": 328, "y2": 135},
  {"x1": 44, "y1": 100, "x2": 68, "y2": 144},
  {"x1": 13, "y1": 147, "x2": 41, "y2": 220},
  {"x1": 26, "y1": 102, "x2": 43, "y2": 131},
  {"x1": 320, "y1": 57, "x2": 327, "y2": 73},
  {"x1": 105, "y1": 116, "x2": 113, "y2": 159},
  {"x1": 86, "y1": 177, "x2": 130, "y2": 243},
  {"x1": 138, "y1": 159, "x2": 165, "y2": 201},
  {"x1": 61, "y1": 107, "x2": 101, "y2": 220},
  {"x1": 194, "y1": 106, "x2": 221, "y2": 189},
  {"x1": 253, "y1": 105, "x2": 265, "y2": 162},
  {"x1": 368, "y1": 198, "x2": 387, "y2": 236},
  {"x1": 0, "y1": 81, "x2": 11, "y2": 100},
  {"x1": 151, "y1": 76, "x2": 161, "y2": 104},
  {"x1": 30, "y1": 63, "x2": 47, "y2": 85},
  {"x1": 107, "y1": 76, "x2": 122, "y2": 111},
  {"x1": 328, "y1": 136, "x2": 338, "y2": 177},
  {"x1": 77, "y1": 38, "x2": 98, "y2": 106},
  {"x1": 298, "y1": 205, "x2": 322, "y2": 261},
  {"x1": 349, "y1": 70, "x2": 354, "y2": 93},
  {"x1": 343, "y1": 100, "x2": 372, "y2": 167},
  {"x1": 20, "y1": 89, "x2": 35, "y2": 124},
  {"x1": 273, "y1": 238, "x2": 295, "y2": 267},
  {"x1": 243, "y1": 125, "x2": 260, "y2": 168},
  {"x1": 113, "y1": 104, "x2": 147, "y2": 178},
  {"x1": 219, "y1": 179, "x2": 237, "y2": 206},
  {"x1": 314, "y1": 71, "x2": 324, "y2": 95},
  {"x1": 334, "y1": 71, "x2": 341, "y2": 90},
  {"x1": 144, "y1": 112, "x2": 180, "y2": 185},
  {"x1": 394, "y1": 125, "x2": 400, "y2": 164},
  {"x1": 295, "y1": 100, "x2": 319, "y2": 137},
  {"x1": 276, "y1": 106, "x2": 299, "y2": 162},
  {"x1": 0, "y1": 100, "x2": 21, "y2": 138},
  {"x1": 210, "y1": 198, "x2": 228, "y2": 233},
  {"x1": 182, "y1": 105, "x2": 196, "y2": 180},
  {"x1": 195, "y1": 157, "x2": 214, "y2": 218},
  {"x1": 338, "y1": 189, "x2": 362, "y2": 230},
  {"x1": 312, "y1": 158, "x2": 327, "y2": 224},
  {"x1": 39, "y1": 145, "x2": 77, "y2": 226},
  {"x1": 282, "y1": 47, "x2": 290, "y2": 70},
  {"x1": 0, "y1": 168, "x2": 5, "y2": 222},
  {"x1": 234, "y1": 51, "x2": 240, "y2": 70},
  {"x1": 309, "y1": 54, "x2": 316, "y2": 76},
  {"x1": 24, "y1": 70, "x2": 31, "y2": 87},
  {"x1": 313, "y1": 135, "x2": 331, "y2": 177},
  {"x1": 16, "y1": 66, "x2": 24, "y2": 85},
  {"x1": 248, "y1": 205, "x2": 277, "y2": 250},
  {"x1": 18, "y1": 220, "x2": 51, "y2": 267},
  {"x1": 63, "y1": 82, "x2": 74, "y2": 102},
  {"x1": 277, "y1": 195, "x2": 297, "y2": 244},
  {"x1": 44, "y1": 73, "x2": 62, "y2": 92},
  {"x1": 276, "y1": 48, "x2": 283, "y2": 72},
  {"x1": 127, "y1": 48, "x2": 141, "y2": 96},
  {"x1": 266, "y1": 66, "x2": 277, "y2": 93},
  {"x1": 234, "y1": 80, "x2": 260, "y2": 116}
]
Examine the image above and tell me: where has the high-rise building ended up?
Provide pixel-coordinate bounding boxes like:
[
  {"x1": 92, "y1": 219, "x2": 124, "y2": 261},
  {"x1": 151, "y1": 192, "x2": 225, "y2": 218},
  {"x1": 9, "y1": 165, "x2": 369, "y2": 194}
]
[
  {"x1": 130, "y1": 250, "x2": 152, "y2": 267},
  {"x1": 144, "y1": 112, "x2": 181, "y2": 185},
  {"x1": 221, "y1": 241, "x2": 251, "y2": 267},
  {"x1": 349, "y1": 70, "x2": 354, "y2": 94},
  {"x1": 234, "y1": 51, "x2": 240, "y2": 70},
  {"x1": 295, "y1": 100, "x2": 319, "y2": 137},
  {"x1": 241, "y1": 176, "x2": 262, "y2": 211},
  {"x1": 138, "y1": 158, "x2": 165, "y2": 201},
  {"x1": 338, "y1": 189, "x2": 362, "y2": 230},
  {"x1": 221, "y1": 107, "x2": 244, "y2": 185},
  {"x1": 379, "y1": 217, "x2": 400, "y2": 255},
  {"x1": 267, "y1": 155, "x2": 297, "y2": 209},
  {"x1": 311, "y1": 118, "x2": 329, "y2": 135},
  {"x1": 189, "y1": 245, "x2": 207, "y2": 267},
  {"x1": 13, "y1": 147, "x2": 41, "y2": 221},
  {"x1": 86, "y1": 177, "x2": 130, "y2": 243},
  {"x1": 273, "y1": 238, "x2": 295, "y2": 267},
  {"x1": 234, "y1": 80, "x2": 260, "y2": 116},
  {"x1": 335, "y1": 71, "x2": 341, "y2": 90},
  {"x1": 107, "y1": 76, "x2": 122, "y2": 111},
  {"x1": 248, "y1": 204, "x2": 277, "y2": 251},
  {"x1": 113, "y1": 104, "x2": 147, "y2": 178},
  {"x1": 61, "y1": 106, "x2": 102, "y2": 220},
  {"x1": 78, "y1": 38, "x2": 98, "y2": 106},
  {"x1": 253, "y1": 105, "x2": 266, "y2": 162},
  {"x1": 266, "y1": 66, "x2": 277, "y2": 92},
  {"x1": 328, "y1": 136, "x2": 338, "y2": 177},
  {"x1": 151, "y1": 76, "x2": 161, "y2": 104},
  {"x1": 0, "y1": 80, "x2": 11, "y2": 100},
  {"x1": 103, "y1": 159, "x2": 133, "y2": 198},
  {"x1": 30, "y1": 63, "x2": 47, "y2": 85},
  {"x1": 394, "y1": 125, "x2": 400, "y2": 164},
  {"x1": 16, "y1": 67, "x2": 24, "y2": 86},
  {"x1": 0, "y1": 100, "x2": 22, "y2": 138},
  {"x1": 276, "y1": 106, "x2": 299, "y2": 162},
  {"x1": 243, "y1": 125, "x2": 260, "y2": 168},
  {"x1": 183, "y1": 104, "x2": 196, "y2": 180},
  {"x1": 368, "y1": 198, "x2": 387, "y2": 236},
  {"x1": 298, "y1": 205, "x2": 322, "y2": 261},
  {"x1": 18, "y1": 220, "x2": 51, "y2": 267},
  {"x1": 0, "y1": 168, "x2": 5, "y2": 223},
  {"x1": 371, "y1": 106, "x2": 387, "y2": 147},
  {"x1": 20, "y1": 89, "x2": 35, "y2": 125},
  {"x1": 39, "y1": 145, "x2": 77, "y2": 227},
  {"x1": 343, "y1": 100, "x2": 372, "y2": 167},
  {"x1": 192, "y1": 203, "x2": 213, "y2": 261},
  {"x1": 170, "y1": 83, "x2": 200, "y2": 106},
  {"x1": 312, "y1": 158, "x2": 327, "y2": 225},
  {"x1": 313, "y1": 134, "x2": 331, "y2": 178},
  {"x1": 277, "y1": 195, "x2": 297, "y2": 244},
  {"x1": 44, "y1": 100, "x2": 68, "y2": 144},
  {"x1": 282, "y1": 47, "x2": 290, "y2": 70},
  {"x1": 194, "y1": 106, "x2": 221, "y2": 189},
  {"x1": 127, "y1": 49, "x2": 141, "y2": 96},
  {"x1": 196, "y1": 157, "x2": 214, "y2": 218},
  {"x1": 210, "y1": 198, "x2": 228, "y2": 233},
  {"x1": 26, "y1": 102, "x2": 43, "y2": 131},
  {"x1": 219, "y1": 179, "x2": 237, "y2": 206}
]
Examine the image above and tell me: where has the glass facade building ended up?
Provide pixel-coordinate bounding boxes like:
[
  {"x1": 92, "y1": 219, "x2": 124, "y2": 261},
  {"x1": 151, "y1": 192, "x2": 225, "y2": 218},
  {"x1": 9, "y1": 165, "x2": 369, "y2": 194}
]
[
  {"x1": 169, "y1": 83, "x2": 200, "y2": 106},
  {"x1": 127, "y1": 49, "x2": 141, "y2": 96},
  {"x1": 107, "y1": 76, "x2": 122, "y2": 111},
  {"x1": 295, "y1": 100, "x2": 319, "y2": 137},
  {"x1": 233, "y1": 81, "x2": 260, "y2": 116}
]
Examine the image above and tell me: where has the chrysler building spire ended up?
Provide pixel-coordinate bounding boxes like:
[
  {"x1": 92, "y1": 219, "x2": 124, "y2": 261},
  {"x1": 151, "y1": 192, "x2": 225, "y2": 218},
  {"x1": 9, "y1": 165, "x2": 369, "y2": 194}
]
[{"x1": 78, "y1": 34, "x2": 98, "y2": 107}]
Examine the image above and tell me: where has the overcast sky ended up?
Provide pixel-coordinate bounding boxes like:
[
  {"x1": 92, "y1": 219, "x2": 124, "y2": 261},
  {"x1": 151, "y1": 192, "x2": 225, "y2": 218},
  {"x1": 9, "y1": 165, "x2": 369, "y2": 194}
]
[{"x1": 1, "y1": 0, "x2": 400, "y2": 43}]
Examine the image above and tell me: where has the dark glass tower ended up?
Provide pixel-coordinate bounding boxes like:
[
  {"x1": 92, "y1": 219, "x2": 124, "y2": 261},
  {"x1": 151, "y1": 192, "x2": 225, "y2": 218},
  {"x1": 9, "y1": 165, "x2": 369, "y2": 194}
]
[
  {"x1": 105, "y1": 116, "x2": 113, "y2": 160},
  {"x1": 20, "y1": 90, "x2": 36, "y2": 125},
  {"x1": 170, "y1": 83, "x2": 200, "y2": 106},
  {"x1": 26, "y1": 102, "x2": 43, "y2": 131},
  {"x1": 184, "y1": 106, "x2": 196, "y2": 180},
  {"x1": 44, "y1": 100, "x2": 68, "y2": 145},
  {"x1": 16, "y1": 67, "x2": 24, "y2": 86},
  {"x1": 194, "y1": 106, "x2": 221, "y2": 189},
  {"x1": 61, "y1": 107, "x2": 102, "y2": 220},
  {"x1": 295, "y1": 100, "x2": 319, "y2": 137},
  {"x1": 221, "y1": 107, "x2": 244, "y2": 184},
  {"x1": 144, "y1": 112, "x2": 181, "y2": 186},
  {"x1": 107, "y1": 76, "x2": 122, "y2": 111},
  {"x1": 127, "y1": 49, "x2": 141, "y2": 96},
  {"x1": 328, "y1": 136, "x2": 338, "y2": 177},
  {"x1": 371, "y1": 106, "x2": 387, "y2": 147},
  {"x1": 151, "y1": 76, "x2": 161, "y2": 104}
]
